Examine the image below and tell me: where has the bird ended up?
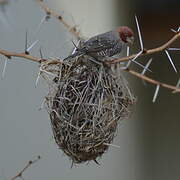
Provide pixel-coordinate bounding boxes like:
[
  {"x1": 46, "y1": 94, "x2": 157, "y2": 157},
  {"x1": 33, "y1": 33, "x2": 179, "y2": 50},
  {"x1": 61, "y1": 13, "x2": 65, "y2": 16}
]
[{"x1": 64, "y1": 26, "x2": 134, "y2": 62}]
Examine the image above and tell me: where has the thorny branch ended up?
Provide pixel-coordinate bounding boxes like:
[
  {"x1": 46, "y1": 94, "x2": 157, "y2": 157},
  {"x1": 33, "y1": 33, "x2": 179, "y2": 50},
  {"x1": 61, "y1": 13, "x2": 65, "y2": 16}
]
[
  {"x1": 36, "y1": 0, "x2": 81, "y2": 39},
  {"x1": 0, "y1": 31, "x2": 179, "y2": 65},
  {"x1": 0, "y1": 33, "x2": 179, "y2": 93},
  {"x1": 0, "y1": 48, "x2": 41, "y2": 63},
  {"x1": 108, "y1": 31, "x2": 180, "y2": 64},
  {"x1": 10, "y1": 156, "x2": 41, "y2": 180},
  {"x1": 125, "y1": 69, "x2": 180, "y2": 92},
  {"x1": 0, "y1": 1, "x2": 179, "y2": 95},
  {"x1": 35, "y1": 0, "x2": 180, "y2": 64}
]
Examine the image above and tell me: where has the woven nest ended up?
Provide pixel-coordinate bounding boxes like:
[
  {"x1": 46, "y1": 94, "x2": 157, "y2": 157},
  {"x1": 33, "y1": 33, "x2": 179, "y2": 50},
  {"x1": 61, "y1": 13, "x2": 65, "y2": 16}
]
[{"x1": 44, "y1": 56, "x2": 135, "y2": 164}]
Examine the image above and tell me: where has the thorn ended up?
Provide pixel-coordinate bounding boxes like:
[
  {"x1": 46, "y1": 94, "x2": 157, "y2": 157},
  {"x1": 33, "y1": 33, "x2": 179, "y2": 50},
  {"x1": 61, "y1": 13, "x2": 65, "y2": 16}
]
[
  {"x1": 35, "y1": 70, "x2": 41, "y2": 87},
  {"x1": 123, "y1": 46, "x2": 130, "y2": 68},
  {"x1": 165, "y1": 50, "x2": 177, "y2": 73},
  {"x1": 71, "y1": 40, "x2": 78, "y2": 49},
  {"x1": 152, "y1": 84, "x2": 160, "y2": 103},
  {"x1": 132, "y1": 60, "x2": 152, "y2": 72},
  {"x1": 127, "y1": 46, "x2": 130, "y2": 56},
  {"x1": 131, "y1": 50, "x2": 143, "y2": 62},
  {"x1": 2, "y1": 58, "x2": 8, "y2": 79},
  {"x1": 93, "y1": 159, "x2": 100, "y2": 165},
  {"x1": 131, "y1": 51, "x2": 152, "y2": 72},
  {"x1": 70, "y1": 160, "x2": 74, "y2": 168},
  {"x1": 71, "y1": 40, "x2": 81, "y2": 54},
  {"x1": 135, "y1": 15, "x2": 144, "y2": 50},
  {"x1": 171, "y1": 27, "x2": 180, "y2": 33},
  {"x1": 172, "y1": 78, "x2": 180, "y2": 93},
  {"x1": 168, "y1": 48, "x2": 180, "y2": 51},
  {"x1": 26, "y1": 40, "x2": 39, "y2": 52},
  {"x1": 35, "y1": 15, "x2": 47, "y2": 34},
  {"x1": 71, "y1": 46, "x2": 77, "y2": 55},
  {"x1": 141, "y1": 58, "x2": 153, "y2": 75},
  {"x1": 171, "y1": 28, "x2": 177, "y2": 33},
  {"x1": 125, "y1": 60, "x2": 131, "y2": 69},
  {"x1": 39, "y1": 47, "x2": 43, "y2": 59},
  {"x1": 176, "y1": 78, "x2": 180, "y2": 88},
  {"x1": 25, "y1": 29, "x2": 29, "y2": 54}
]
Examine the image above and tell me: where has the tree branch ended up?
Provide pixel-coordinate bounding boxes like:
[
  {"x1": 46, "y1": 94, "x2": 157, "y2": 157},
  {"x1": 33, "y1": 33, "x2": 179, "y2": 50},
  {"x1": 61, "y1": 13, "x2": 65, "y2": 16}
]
[
  {"x1": 108, "y1": 31, "x2": 180, "y2": 64},
  {"x1": 10, "y1": 156, "x2": 41, "y2": 180},
  {"x1": 0, "y1": 32, "x2": 179, "y2": 65},
  {"x1": 36, "y1": 0, "x2": 81, "y2": 39},
  {"x1": 0, "y1": 2, "x2": 179, "y2": 94},
  {"x1": 125, "y1": 68, "x2": 180, "y2": 92},
  {"x1": 0, "y1": 48, "x2": 41, "y2": 63}
]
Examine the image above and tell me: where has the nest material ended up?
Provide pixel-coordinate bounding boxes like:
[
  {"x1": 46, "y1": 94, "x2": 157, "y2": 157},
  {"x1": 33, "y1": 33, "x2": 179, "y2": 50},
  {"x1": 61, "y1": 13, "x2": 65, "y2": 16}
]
[{"x1": 45, "y1": 56, "x2": 135, "y2": 164}]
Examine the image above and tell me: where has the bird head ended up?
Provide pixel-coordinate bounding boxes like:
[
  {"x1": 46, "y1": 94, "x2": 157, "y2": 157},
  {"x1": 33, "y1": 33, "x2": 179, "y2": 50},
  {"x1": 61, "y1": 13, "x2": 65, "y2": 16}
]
[{"x1": 117, "y1": 26, "x2": 134, "y2": 45}]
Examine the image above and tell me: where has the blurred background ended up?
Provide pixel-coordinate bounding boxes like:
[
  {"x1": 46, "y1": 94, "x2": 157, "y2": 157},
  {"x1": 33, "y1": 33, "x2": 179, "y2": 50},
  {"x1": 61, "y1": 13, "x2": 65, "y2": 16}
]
[{"x1": 0, "y1": 0, "x2": 179, "y2": 180}]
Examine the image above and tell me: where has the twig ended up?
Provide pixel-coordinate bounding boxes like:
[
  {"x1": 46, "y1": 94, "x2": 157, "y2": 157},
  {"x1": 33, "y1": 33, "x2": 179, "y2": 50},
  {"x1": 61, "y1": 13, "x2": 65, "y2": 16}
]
[
  {"x1": 10, "y1": 156, "x2": 41, "y2": 180},
  {"x1": 0, "y1": 48, "x2": 41, "y2": 63},
  {"x1": 36, "y1": 0, "x2": 81, "y2": 39},
  {"x1": 125, "y1": 68, "x2": 180, "y2": 92},
  {"x1": 108, "y1": 31, "x2": 180, "y2": 64}
]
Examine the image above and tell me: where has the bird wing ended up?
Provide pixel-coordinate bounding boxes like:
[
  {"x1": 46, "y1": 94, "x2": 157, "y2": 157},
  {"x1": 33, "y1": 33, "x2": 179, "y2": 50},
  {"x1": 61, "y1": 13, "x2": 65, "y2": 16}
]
[{"x1": 84, "y1": 36, "x2": 117, "y2": 53}]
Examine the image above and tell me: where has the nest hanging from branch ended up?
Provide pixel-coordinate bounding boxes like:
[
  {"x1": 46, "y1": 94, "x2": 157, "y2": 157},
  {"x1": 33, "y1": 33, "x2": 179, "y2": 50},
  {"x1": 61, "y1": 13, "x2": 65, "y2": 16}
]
[{"x1": 44, "y1": 56, "x2": 135, "y2": 164}]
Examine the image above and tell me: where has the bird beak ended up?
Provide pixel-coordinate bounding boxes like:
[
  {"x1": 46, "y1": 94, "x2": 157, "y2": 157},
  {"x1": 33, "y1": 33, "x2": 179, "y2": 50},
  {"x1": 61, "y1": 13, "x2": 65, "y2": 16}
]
[{"x1": 126, "y1": 36, "x2": 134, "y2": 44}]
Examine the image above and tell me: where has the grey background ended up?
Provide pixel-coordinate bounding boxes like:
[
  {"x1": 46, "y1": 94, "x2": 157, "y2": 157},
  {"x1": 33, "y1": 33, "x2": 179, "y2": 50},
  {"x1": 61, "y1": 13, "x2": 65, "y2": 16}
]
[{"x1": 0, "y1": 0, "x2": 179, "y2": 180}]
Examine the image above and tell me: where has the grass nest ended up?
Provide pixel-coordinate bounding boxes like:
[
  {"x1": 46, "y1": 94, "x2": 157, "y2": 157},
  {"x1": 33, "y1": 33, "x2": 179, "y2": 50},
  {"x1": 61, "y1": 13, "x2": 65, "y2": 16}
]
[{"x1": 44, "y1": 55, "x2": 135, "y2": 164}]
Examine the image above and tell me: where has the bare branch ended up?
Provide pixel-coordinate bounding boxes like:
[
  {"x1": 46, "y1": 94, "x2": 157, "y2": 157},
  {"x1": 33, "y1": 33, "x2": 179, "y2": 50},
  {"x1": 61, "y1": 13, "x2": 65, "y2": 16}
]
[
  {"x1": 0, "y1": 16, "x2": 178, "y2": 95},
  {"x1": 0, "y1": 48, "x2": 41, "y2": 63},
  {"x1": 125, "y1": 68, "x2": 180, "y2": 92},
  {"x1": 10, "y1": 156, "x2": 41, "y2": 180},
  {"x1": 0, "y1": 1, "x2": 178, "y2": 71},
  {"x1": 36, "y1": 0, "x2": 81, "y2": 39},
  {"x1": 108, "y1": 31, "x2": 180, "y2": 64}
]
